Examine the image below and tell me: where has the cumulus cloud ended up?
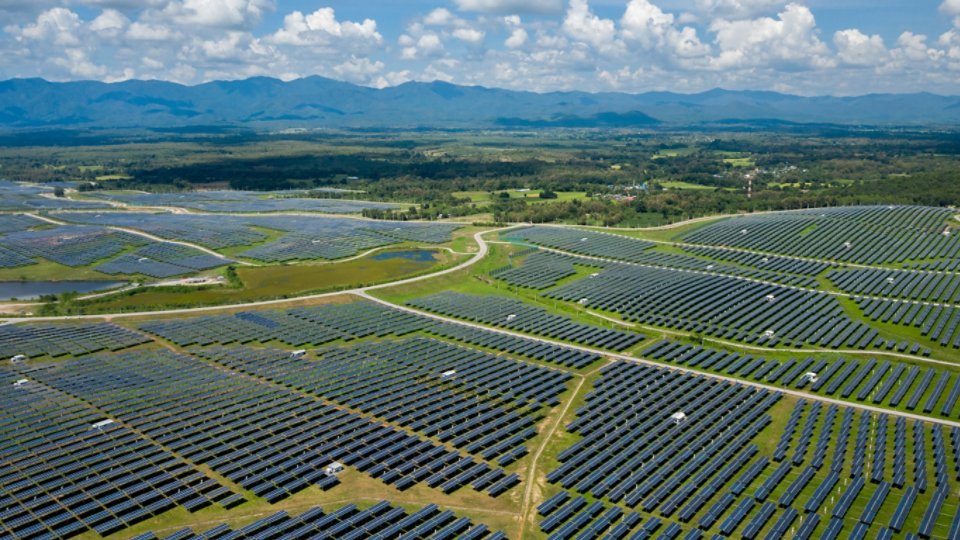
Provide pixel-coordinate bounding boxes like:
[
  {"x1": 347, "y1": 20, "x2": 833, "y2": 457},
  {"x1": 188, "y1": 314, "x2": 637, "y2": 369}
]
[
  {"x1": 505, "y1": 27, "x2": 527, "y2": 48},
  {"x1": 333, "y1": 56, "x2": 384, "y2": 82},
  {"x1": 161, "y1": 0, "x2": 275, "y2": 29},
  {"x1": 621, "y1": 0, "x2": 709, "y2": 59},
  {"x1": 834, "y1": 29, "x2": 886, "y2": 66},
  {"x1": 270, "y1": 7, "x2": 381, "y2": 49},
  {"x1": 563, "y1": 0, "x2": 617, "y2": 51},
  {"x1": 452, "y1": 27, "x2": 485, "y2": 44},
  {"x1": 709, "y1": 3, "x2": 833, "y2": 69},
  {"x1": 454, "y1": 0, "x2": 563, "y2": 15},
  {"x1": 400, "y1": 33, "x2": 443, "y2": 59},
  {"x1": 8, "y1": 7, "x2": 81, "y2": 46},
  {"x1": 90, "y1": 9, "x2": 129, "y2": 36},
  {"x1": 0, "y1": 0, "x2": 958, "y2": 95}
]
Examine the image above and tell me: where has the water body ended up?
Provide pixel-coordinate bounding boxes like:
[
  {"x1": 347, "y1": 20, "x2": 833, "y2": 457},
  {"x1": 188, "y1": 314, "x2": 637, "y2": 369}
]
[
  {"x1": 371, "y1": 250, "x2": 438, "y2": 262},
  {"x1": 0, "y1": 281, "x2": 126, "y2": 301}
]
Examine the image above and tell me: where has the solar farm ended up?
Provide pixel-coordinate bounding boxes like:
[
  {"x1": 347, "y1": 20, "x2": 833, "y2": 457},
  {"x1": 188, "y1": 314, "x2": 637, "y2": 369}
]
[
  {"x1": 83, "y1": 190, "x2": 400, "y2": 214},
  {"x1": 5, "y1": 203, "x2": 960, "y2": 539}
]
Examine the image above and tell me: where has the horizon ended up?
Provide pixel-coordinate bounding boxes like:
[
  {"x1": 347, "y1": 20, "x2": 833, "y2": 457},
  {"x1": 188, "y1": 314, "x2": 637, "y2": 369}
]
[
  {"x1": 5, "y1": 74, "x2": 959, "y2": 100},
  {"x1": 1, "y1": 1, "x2": 959, "y2": 97}
]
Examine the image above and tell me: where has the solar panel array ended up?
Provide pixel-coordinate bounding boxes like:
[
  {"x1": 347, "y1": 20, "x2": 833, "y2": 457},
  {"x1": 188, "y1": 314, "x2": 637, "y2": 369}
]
[
  {"x1": 138, "y1": 301, "x2": 427, "y2": 347},
  {"x1": 537, "y1": 361, "x2": 779, "y2": 539},
  {"x1": 542, "y1": 359, "x2": 960, "y2": 539},
  {"x1": 854, "y1": 296, "x2": 960, "y2": 352},
  {"x1": 407, "y1": 291, "x2": 646, "y2": 351},
  {"x1": 139, "y1": 300, "x2": 604, "y2": 369},
  {"x1": 0, "y1": 369, "x2": 240, "y2": 539},
  {"x1": 681, "y1": 205, "x2": 959, "y2": 264},
  {"x1": 502, "y1": 226, "x2": 656, "y2": 261},
  {"x1": 133, "y1": 502, "x2": 505, "y2": 540},
  {"x1": 424, "y1": 321, "x2": 601, "y2": 369},
  {"x1": 0, "y1": 181, "x2": 110, "y2": 211},
  {"x1": 53, "y1": 211, "x2": 462, "y2": 262},
  {"x1": 191, "y1": 336, "x2": 569, "y2": 467},
  {"x1": 682, "y1": 245, "x2": 833, "y2": 277},
  {"x1": 830, "y1": 266, "x2": 960, "y2": 304},
  {"x1": 0, "y1": 214, "x2": 39, "y2": 234},
  {"x1": 85, "y1": 190, "x2": 400, "y2": 214},
  {"x1": 0, "y1": 244, "x2": 35, "y2": 268},
  {"x1": 544, "y1": 263, "x2": 871, "y2": 348},
  {"x1": 1, "y1": 225, "x2": 147, "y2": 267},
  {"x1": 491, "y1": 251, "x2": 602, "y2": 289},
  {"x1": 18, "y1": 349, "x2": 514, "y2": 502},
  {"x1": 58, "y1": 212, "x2": 268, "y2": 249},
  {"x1": 0, "y1": 322, "x2": 151, "y2": 358},
  {"x1": 503, "y1": 228, "x2": 826, "y2": 289},
  {"x1": 235, "y1": 217, "x2": 460, "y2": 262},
  {"x1": 96, "y1": 243, "x2": 232, "y2": 278},
  {"x1": 642, "y1": 340, "x2": 960, "y2": 417}
]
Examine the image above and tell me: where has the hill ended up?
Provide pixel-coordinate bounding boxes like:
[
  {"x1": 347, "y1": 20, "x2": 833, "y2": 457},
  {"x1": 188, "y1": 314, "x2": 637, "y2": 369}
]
[{"x1": 2, "y1": 77, "x2": 959, "y2": 129}]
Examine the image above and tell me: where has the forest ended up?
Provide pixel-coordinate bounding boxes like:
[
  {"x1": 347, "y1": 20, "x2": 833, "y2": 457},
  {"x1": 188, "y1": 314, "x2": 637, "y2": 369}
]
[{"x1": 3, "y1": 125, "x2": 959, "y2": 227}]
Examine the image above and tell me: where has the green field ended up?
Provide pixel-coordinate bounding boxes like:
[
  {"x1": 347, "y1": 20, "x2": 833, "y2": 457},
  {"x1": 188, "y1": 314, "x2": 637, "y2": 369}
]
[{"x1": 72, "y1": 249, "x2": 463, "y2": 313}]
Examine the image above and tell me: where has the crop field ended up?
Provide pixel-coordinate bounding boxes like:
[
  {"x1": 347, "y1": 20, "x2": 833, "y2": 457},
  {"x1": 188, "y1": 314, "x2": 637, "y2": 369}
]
[{"x1": 5, "y1": 202, "x2": 960, "y2": 540}]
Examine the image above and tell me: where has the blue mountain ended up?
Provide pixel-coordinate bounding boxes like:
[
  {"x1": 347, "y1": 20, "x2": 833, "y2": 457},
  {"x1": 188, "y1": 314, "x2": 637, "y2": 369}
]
[{"x1": 1, "y1": 77, "x2": 958, "y2": 129}]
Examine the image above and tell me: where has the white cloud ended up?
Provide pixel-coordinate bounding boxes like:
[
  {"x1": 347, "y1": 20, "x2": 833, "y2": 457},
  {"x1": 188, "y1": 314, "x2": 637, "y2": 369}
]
[
  {"x1": 401, "y1": 33, "x2": 444, "y2": 59},
  {"x1": 454, "y1": 0, "x2": 563, "y2": 15},
  {"x1": 424, "y1": 8, "x2": 455, "y2": 26},
  {"x1": 562, "y1": 0, "x2": 617, "y2": 51},
  {"x1": 942, "y1": 0, "x2": 960, "y2": 26},
  {"x1": 333, "y1": 56, "x2": 384, "y2": 83},
  {"x1": 270, "y1": 7, "x2": 382, "y2": 49},
  {"x1": 834, "y1": 29, "x2": 886, "y2": 66},
  {"x1": 90, "y1": 9, "x2": 129, "y2": 36},
  {"x1": 53, "y1": 48, "x2": 106, "y2": 78},
  {"x1": 164, "y1": 0, "x2": 274, "y2": 28},
  {"x1": 0, "y1": 0, "x2": 959, "y2": 95},
  {"x1": 939, "y1": 29, "x2": 960, "y2": 69},
  {"x1": 126, "y1": 21, "x2": 178, "y2": 41},
  {"x1": 8, "y1": 7, "x2": 81, "y2": 46},
  {"x1": 709, "y1": 3, "x2": 833, "y2": 69},
  {"x1": 505, "y1": 27, "x2": 528, "y2": 48},
  {"x1": 621, "y1": 0, "x2": 709, "y2": 59},
  {"x1": 694, "y1": 0, "x2": 787, "y2": 19},
  {"x1": 452, "y1": 27, "x2": 485, "y2": 44}
]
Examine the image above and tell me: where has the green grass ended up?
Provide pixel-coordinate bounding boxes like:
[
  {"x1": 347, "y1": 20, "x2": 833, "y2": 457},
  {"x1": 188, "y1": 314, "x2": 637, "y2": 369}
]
[
  {"x1": 723, "y1": 156, "x2": 756, "y2": 168},
  {"x1": 658, "y1": 180, "x2": 717, "y2": 191},
  {"x1": 75, "y1": 249, "x2": 463, "y2": 313},
  {"x1": 0, "y1": 258, "x2": 114, "y2": 283}
]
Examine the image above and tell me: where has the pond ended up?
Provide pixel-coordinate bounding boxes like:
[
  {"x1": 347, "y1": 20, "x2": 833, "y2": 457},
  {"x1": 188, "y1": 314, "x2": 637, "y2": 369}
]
[
  {"x1": 371, "y1": 250, "x2": 438, "y2": 262},
  {"x1": 0, "y1": 281, "x2": 127, "y2": 301}
]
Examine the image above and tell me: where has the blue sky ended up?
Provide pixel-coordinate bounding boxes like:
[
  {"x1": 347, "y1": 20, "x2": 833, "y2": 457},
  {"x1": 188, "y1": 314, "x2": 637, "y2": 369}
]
[{"x1": 1, "y1": 0, "x2": 959, "y2": 95}]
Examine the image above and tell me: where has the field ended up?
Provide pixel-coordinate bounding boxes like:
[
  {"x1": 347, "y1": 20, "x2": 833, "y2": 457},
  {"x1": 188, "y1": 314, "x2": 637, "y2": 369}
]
[{"x1": 77, "y1": 249, "x2": 463, "y2": 313}]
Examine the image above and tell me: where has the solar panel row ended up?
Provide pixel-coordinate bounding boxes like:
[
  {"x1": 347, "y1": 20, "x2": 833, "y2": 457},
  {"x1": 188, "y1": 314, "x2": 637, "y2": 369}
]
[
  {"x1": 408, "y1": 291, "x2": 645, "y2": 351},
  {"x1": 681, "y1": 205, "x2": 959, "y2": 265},
  {"x1": 17, "y1": 350, "x2": 515, "y2": 503},
  {"x1": 132, "y1": 502, "x2": 505, "y2": 540},
  {"x1": 189, "y1": 336, "x2": 569, "y2": 464},
  {"x1": 0, "y1": 370, "x2": 239, "y2": 539}
]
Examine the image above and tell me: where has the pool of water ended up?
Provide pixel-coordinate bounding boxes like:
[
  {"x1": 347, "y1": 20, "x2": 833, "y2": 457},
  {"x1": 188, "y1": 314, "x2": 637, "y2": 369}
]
[
  {"x1": 371, "y1": 250, "x2": 438, "y2": 262},
  {"x1": 0, "y1": 281, "x2": 127, "y2": 301}
]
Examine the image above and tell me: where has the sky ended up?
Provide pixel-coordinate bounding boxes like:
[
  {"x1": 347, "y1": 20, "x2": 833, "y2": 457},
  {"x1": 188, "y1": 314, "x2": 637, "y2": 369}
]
[{"x1": 1, "y1": 0, "x2": 959, "y2": 96}]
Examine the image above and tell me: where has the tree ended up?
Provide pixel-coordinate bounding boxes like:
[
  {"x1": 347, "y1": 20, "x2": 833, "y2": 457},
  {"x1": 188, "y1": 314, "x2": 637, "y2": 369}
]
[
  {"x1": 539, "y1": 190, "x2": 558, "y2": 199},
  {"x1": 53, "y1": 186, "x2": 65, "y2": 198}
]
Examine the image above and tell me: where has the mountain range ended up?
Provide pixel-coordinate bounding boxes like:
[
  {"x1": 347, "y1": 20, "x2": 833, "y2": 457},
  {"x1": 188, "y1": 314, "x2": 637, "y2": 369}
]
[{"x1": 2, "y1": 76, "x2": 960, "y2": 129}]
